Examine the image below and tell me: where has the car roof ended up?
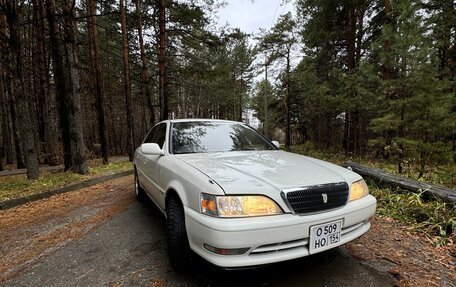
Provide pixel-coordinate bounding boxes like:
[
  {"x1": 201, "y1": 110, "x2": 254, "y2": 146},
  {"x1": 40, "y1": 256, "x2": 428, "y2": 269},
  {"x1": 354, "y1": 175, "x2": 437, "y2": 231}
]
[{"x1": 167, "y1": 118, "x2": 241, "y2": 124}]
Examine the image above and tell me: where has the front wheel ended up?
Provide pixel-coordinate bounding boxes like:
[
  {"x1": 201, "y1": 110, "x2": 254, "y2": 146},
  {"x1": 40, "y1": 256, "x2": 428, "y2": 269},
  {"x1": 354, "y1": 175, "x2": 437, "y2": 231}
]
[
  {"x1": 134, "y1": 171, "x2": 146, "y2": 202},
  {"x1": 167, "y1": 196, "x2": 192, "y2": 272}
]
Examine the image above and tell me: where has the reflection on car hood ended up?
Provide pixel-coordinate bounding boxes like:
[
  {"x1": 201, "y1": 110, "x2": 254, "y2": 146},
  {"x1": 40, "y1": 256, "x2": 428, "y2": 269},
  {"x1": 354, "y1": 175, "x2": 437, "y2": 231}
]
[{"x1": 175, "y1": 151, "x2": 361, "y2": 195}]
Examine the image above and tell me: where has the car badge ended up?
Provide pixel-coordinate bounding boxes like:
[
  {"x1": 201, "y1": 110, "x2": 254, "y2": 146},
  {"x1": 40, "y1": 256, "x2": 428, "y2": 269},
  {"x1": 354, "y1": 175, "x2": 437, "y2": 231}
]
[{"x1": 322, "y1": 193, "x2": 328, "y2": 204}]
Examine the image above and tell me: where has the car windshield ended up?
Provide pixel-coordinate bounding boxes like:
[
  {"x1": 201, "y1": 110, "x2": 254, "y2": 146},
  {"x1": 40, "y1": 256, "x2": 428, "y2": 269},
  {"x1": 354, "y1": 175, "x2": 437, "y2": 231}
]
[{"x1": 171, "y1": 121, "x2": 276, "y2": 154}]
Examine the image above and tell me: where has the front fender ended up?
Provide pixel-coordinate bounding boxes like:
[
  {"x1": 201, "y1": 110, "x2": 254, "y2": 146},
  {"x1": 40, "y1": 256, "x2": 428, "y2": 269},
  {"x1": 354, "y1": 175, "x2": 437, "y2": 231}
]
[{"x1": 162, "y1": 156, "x2": 224, "y2": 213}]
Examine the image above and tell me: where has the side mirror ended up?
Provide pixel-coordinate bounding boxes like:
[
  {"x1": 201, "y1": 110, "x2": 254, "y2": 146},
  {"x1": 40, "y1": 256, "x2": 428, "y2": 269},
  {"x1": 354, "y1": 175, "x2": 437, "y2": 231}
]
[
  {"x1": 141, "y1": 143, "x2": 164, "y2": 156},
  {"x1": 272, "y1": 141, "x2": 280, "y2": 149}
]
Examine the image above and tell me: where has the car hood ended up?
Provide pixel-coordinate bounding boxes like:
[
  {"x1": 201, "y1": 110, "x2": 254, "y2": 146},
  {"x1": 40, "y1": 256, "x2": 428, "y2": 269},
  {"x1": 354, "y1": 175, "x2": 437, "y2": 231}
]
[{"x1": 175, "y1": 150, "x2": 361, "y2": 195}]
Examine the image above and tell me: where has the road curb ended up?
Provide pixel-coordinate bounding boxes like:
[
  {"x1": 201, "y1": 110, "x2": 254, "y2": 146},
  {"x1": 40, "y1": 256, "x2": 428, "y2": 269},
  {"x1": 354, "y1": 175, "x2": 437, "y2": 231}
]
[{"x1": 0, "y1": 170, "x2": 134, "y2": 210}]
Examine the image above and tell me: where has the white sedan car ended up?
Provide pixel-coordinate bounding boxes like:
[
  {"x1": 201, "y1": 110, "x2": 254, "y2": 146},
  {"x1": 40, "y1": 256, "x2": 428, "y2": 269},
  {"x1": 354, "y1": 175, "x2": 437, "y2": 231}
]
[{"x1": 134, "y1": 119, "x2": 376, "y2": 270}]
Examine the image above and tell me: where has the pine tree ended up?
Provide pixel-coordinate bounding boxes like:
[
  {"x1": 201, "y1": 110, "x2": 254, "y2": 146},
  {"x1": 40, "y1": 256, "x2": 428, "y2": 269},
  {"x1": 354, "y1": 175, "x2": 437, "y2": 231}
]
[{"x1": 258, "y1": 12, "x2": 298, "y2": 151}]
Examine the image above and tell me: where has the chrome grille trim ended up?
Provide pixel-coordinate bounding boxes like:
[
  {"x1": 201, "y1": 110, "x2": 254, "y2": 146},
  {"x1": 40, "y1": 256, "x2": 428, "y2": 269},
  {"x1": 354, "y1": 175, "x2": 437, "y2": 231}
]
[{"x1": 281, "y1": 182, "x2": 349, "y2": 215}]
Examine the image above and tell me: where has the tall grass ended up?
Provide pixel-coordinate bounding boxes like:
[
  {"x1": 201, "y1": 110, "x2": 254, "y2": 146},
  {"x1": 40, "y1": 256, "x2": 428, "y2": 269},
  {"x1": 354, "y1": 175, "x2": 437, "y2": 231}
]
[
  {"x1": 291, "y1": 144, "x2": 456, "y2": 188},
  {"x1": 290, "y1": 144, "x2": 455, "y2": 245},
  {"x1": 369, "y1": 183, "x2": 455, "y2": 246}
]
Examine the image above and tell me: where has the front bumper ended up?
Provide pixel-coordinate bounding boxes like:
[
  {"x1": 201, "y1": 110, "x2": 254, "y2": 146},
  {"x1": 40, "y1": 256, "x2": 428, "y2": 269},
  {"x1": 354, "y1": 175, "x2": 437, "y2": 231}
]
[{"x1": 184, "y1": 194, "x2": 376, "y2": 267}]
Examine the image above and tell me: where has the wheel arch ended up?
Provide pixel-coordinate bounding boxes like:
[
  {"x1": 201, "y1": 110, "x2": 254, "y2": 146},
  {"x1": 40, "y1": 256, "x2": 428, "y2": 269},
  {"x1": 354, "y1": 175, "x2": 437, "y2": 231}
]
[{"x1": 165, "y1": 185, "x2": 187, "y2": 212}]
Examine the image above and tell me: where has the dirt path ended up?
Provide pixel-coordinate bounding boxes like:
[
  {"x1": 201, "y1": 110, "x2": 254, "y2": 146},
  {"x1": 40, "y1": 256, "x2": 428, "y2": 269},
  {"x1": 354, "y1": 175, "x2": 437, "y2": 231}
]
[{"x1": 0, "y1": 176, "x2": 135, "y2": 282}]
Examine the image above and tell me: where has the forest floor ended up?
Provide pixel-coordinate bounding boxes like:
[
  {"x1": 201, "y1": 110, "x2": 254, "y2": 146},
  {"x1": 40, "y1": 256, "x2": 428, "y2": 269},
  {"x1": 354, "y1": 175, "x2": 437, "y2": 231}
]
[
  {"x1": 291, "y1": 145, "x2": 456, "y2": 189},
  {"x1": 0, "y1": 148, "x2": 454, "y2": 285},
  {"x1": 291, "y1": 144, "x2": 456, "y2": 286},
  {"x1": 347, "y1": 216, "x2": 455, "y2": 287},
  {"x1": 0, "y1": 157, "x2": 132, "y2": 201},
  {"x1": 0, "y1": 156, "x2": 129, "y2": 176},
  {"x1": 1, "y1": 176, "x2": 454, "y2": 286}
]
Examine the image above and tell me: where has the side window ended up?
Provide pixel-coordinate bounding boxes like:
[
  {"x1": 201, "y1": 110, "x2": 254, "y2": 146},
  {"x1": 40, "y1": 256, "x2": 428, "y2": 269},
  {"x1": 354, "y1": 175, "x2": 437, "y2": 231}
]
[
  {"x1": 151, "y1": 124, "x2": 167, "y2": 149},
  {"x1": 144, "y1": 123, "x2": 167, "y2": 148},
  {"x1": 143, "y1": 125, "x2": 158, "y2": 144}
]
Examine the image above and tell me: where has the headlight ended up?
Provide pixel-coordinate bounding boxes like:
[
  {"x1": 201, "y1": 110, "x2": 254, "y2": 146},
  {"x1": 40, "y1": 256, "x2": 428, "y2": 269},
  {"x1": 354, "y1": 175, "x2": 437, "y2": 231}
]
[
  {"x1": 200, "y1": 193, "x2": 283, "y2": 217},
  {"x1": 349, "y1": 179, "x2": 369, "y2": 201}
]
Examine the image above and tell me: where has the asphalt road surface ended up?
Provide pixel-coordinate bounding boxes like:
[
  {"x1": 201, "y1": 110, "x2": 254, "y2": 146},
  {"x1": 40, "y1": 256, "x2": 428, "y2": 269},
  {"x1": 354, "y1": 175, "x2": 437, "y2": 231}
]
[{"x1": 0, "y1": 176, "x2": 394, "y2": 286}]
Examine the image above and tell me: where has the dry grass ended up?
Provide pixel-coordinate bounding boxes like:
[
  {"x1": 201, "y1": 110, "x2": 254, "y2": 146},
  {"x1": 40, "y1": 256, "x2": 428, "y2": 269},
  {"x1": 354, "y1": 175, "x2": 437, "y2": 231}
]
[{"x1": 0, "y1": 161, "x2": 132, "y2": 201}]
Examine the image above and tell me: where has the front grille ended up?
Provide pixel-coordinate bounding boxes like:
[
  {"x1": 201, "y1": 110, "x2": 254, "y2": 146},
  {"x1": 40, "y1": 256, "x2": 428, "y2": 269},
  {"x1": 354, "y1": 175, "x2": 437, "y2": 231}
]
[{"x1": 283, "y1": 182, "x2": 349, "y2": 214}]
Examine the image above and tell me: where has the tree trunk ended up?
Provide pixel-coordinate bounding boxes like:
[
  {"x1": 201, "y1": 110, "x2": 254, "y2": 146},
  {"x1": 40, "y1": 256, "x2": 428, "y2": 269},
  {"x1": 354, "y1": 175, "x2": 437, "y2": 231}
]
[
  {"x1": 0, "y1": 63, "x2": 5, "y2": 170},
  {"x1": 264, "y1": 63, "x2": 268, "y2": 138},
  {"x1": 355, "y1": 5, "x2": 365, "y2": 65},
  {"x1": 0, "y1": 28, "x2": 14, "y2": 165},
  {"x1": 1, "y1": 12, "x2": 19, "y2": 167},
  {"x1": 285, "y1": 49, "x2": 291, "y2": 151},
  {"x1": 135, "y1": 0, "x2": 155, "y2": 128},
  {"x1": 101, "y1": 0, "x2": 114, "y2": 155},
  {"x1": 5, "y1": 0, "x2": 40, "y2": 179},
  {"x1": 452, "y1": 34, "x2": 456, "y2": 81},
  {"x1": 158, "y1": 0, "x2": 168, "y2": 121},
  {"x1": 62, "y1": 1, "x2": 88, "y2": 174},
  {"x1": 120, "y1": 0, "x2": 134, "y2": 161},
  {"x1": 418, "y1": 150, "x2": 426, "y2": 179},
  {"x1": 343, "y1": 110, "x2": 351, "y2": 154},
  {"x1": 6, "y1": 76, "x2": 25, "y2": 168},
  {"x1": 46, "y1": 0, "x2": 70, "y2": 170},
  {"x1": 0, "y1": 143, "x2": 3, "y2": 170},
  {"x1": 381, "y1": 0, "x2": 392, "y2": 80},
  {"x1": 46, "y1": 0, "x2": 88, "y2": 174},
  {"x1": 344, "y1": 161, "x2": 456, "y2": 203},
  {"x1": 33, "y1": 0, "x2": 58, "y2": 166},
  {"x1": 87, "y1": 0, "x2": 109, "y2": 164},
  {"x1": 232, "y1": 68, "x2": 236, "y2": 120},
  {"x1": 343, "y1": 3, "x2": 357, "y2": 155},
  {"x1": 345, "y1": 5, "x2": 356, "y2": 71},
  {"x1": 238, "y1": 78, "x2": 243, "y2": 122},
  {"x1": 397, "y1": 99, "x2": 405, "y2": 175}
]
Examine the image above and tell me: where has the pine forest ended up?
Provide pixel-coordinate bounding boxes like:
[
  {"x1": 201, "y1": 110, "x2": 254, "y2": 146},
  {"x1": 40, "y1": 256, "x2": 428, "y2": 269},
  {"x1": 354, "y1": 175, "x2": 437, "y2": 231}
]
[{"x1": 0, "y1": 0, "x2": 455, "y2": 179}]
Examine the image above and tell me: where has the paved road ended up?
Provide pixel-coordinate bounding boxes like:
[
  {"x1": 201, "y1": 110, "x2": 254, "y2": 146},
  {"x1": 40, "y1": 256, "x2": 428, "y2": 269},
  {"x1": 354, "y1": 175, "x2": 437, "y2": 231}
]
[{"x1": 0, "y1": 176, "x2": 394, "y2": 286}]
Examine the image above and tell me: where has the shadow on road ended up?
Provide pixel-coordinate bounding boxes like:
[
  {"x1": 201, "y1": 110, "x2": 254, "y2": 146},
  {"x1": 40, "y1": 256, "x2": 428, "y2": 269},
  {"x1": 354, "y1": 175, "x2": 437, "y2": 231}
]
[
  {"x1": 4, "y1": 193, "x2": 393, "y2": 287},
  {"x1": 141, "y1": 199, "x2": 393, "y2": 287},
  {"x1": 180, "y1": 248, "x2": 393, "y2": 287}
]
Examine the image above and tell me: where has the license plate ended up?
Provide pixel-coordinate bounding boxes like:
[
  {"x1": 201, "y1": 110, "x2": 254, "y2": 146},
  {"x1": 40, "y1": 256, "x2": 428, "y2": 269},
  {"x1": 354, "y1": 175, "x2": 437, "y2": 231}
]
[{"x1": 309, "y1": 220, "x2": 342, "y2": 254}]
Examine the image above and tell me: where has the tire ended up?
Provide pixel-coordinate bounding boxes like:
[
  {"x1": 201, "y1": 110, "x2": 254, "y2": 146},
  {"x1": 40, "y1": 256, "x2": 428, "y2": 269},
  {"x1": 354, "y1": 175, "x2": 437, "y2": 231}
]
[
  {"x1": 167, "y1": 196, "x2": 192, "y2": 272},
  {"x1": 134, "y1": 170, "x2": 147, "y2": 202}
]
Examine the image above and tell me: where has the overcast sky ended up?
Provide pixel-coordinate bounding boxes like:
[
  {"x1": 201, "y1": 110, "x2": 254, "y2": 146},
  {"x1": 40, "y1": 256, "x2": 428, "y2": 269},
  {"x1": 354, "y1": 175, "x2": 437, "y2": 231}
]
[
  {"x1": 215, "y1": 0, "x2": 294, "y2": 35},
  {"x1": 215, "y1": 0, "x2": 301, "y2": 79}
]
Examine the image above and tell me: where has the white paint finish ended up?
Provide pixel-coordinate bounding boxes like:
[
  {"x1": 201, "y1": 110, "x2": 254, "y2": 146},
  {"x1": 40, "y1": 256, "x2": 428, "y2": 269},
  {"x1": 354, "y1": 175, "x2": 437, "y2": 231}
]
[
  {"x1": 177, "y1": 150, "x2": 360, "y2": 191},
  {"x1": 134, "y1": 119, "x2": 377, "y2": 267},
  {"x1": 141, "y1": 143, "x2": 164, "y2": 155},
  {"x1": 185, "y1": 195, "x2": 376, "y2": 267}
]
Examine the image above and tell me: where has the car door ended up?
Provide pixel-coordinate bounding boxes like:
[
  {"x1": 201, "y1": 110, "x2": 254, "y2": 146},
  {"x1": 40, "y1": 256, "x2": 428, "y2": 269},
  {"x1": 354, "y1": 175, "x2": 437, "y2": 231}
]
[
  {"x1": 141, "y1": 122, "x2": 167, "y2": 208},
  {"x1": 136, "y1": 125, "x2": 157, "y2": 187}
]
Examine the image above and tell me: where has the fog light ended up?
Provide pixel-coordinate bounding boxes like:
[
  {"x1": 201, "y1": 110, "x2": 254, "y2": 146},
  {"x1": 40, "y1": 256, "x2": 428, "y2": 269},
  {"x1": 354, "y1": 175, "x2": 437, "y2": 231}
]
[{"x1": 203, "y1": 244, "x2": 249, "y2": 255}]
